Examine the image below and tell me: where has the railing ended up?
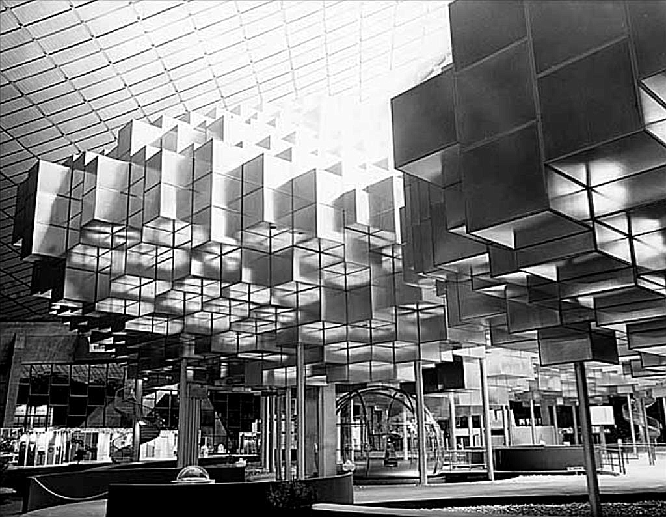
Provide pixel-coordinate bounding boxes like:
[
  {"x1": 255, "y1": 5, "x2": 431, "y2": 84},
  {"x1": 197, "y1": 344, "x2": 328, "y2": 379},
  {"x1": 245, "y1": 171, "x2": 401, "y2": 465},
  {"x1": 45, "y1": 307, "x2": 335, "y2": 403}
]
[
  {"x1": 597, "y1": 444, "x2": 626, "y2": 475},
  {"x1": 437, "y1": 447, "x2": 487, "y2": 472}
]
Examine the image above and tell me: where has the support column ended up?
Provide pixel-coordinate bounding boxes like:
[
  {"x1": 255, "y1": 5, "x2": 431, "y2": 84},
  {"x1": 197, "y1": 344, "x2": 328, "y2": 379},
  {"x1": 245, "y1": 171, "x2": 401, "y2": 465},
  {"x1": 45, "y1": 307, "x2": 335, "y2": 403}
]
[
  {"x1": 414, "y1": 360, "x2": 427, "y2": 485},
  {"x1": 349, "y1": 398, "x2": 355, "y2": 462},
  {"x1": 318, "y1": 384, "x2": 337, "y2": 477},
  {"x1": 638, "y1": 397, "x2": 649, "y2": 446},
  {"x1": 284, "y1": 387, "x2": 292, "y2": 480},
  {"x1": 552, "y1": 405, "x2": 560, "y2": 445},
  {"x1": 268, "y1": 395, "x2": 276, "y2": 473},
  {"x1": 627, "y1": 394, "x2": 637, "y2": 455},
  {"x1": 296, "y1": 343, "x2": 306, "y2": 479},
  {"x1": 402, "y1": 407, "x2": 409, "y2": 460},
  {"x1": 132, "y1": 378, "x2": 143, "y2": 463},
  {"x1": 502, "y1": 405, "x2": 511, "y2": 446},
  {"x1": 479, "y1": 356, "x2": 495, "y2": 481},
  {"x1": 275, "y1": 392, "x2": 283, "y2": 481},
  {"x1": 529, "y1": 399, "x2": 537, "y2": 445},
  {"x1": 260, "y1": 396, "x2": 269, "y2": 469},
  {"x1": 572, "y1": 404, "x2": 579, "y2": 445},
  {"x1": 449, "y1": 392, "x2": 457, "y2": 450},
  {"x1": 467, "y1": 411, "x2": 474, "y2": 446},
  {"x1": 574, "y1": 362, "x2": 602, "y2": 517},
  {"x1": 177, "y1": 358, "x2": 200, "y2": 468}
]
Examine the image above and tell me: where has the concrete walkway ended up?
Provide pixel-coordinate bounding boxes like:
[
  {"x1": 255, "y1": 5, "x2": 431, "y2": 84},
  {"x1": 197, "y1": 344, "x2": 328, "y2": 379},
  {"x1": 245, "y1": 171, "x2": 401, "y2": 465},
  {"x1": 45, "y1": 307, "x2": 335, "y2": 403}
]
[
  {"x1": 17, "y1": 456, "x2": 665, "y2": 516},
  {"x1": 355, "y1": 457, "x2": 666, "y2": 506}
]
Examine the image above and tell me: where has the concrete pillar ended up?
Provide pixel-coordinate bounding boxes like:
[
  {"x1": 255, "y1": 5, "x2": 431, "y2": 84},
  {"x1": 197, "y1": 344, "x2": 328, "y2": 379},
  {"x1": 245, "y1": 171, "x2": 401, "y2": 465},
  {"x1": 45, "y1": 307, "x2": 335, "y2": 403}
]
[
  {"x1": 414, "y1": 360, "x2": 427, "y2": 485},
  {"x1": 296, "y1": 342, "x2": 306, "y2": 479},
  {"x1": 574, "y1": 362, "x2": 602, "y2": 517},
  {"x1": 627, "y1": 394, "x2": 637, "y2": 455},
  {"x1": 402, "y1": 407, "x2": 409, "y2": 460},
  {"x1": 318, "y1": 384, "x2": 337, "y2": 477},
  {"x1": 479, "y1": 356, "x2": 495, "y2": 481},
  {"x1": 285, "y1": 387, "x2": 292, "y2": 480},
  {"x1": 132, "y1": 378, "x2": 143, "y2": 462},
  {"x1": 177, "y1": 359, "x2": 200, "y2": 468},
  {"x1": 529, "y1": 399, "x2": 537, "y2": 445},
  {"x1": 572, "y1": 404, "x2": 579, "y2": 445},
  {"x1": 449, "y1": 392, "x2": 457, "y2": 450}
]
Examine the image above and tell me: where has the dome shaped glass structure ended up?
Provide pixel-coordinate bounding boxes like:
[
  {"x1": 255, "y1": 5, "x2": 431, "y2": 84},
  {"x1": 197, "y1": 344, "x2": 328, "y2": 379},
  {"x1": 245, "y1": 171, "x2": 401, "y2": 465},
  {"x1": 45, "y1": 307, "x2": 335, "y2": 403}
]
[{"x1": 175, "y1": 465, "x2": 213, "y2": 484}]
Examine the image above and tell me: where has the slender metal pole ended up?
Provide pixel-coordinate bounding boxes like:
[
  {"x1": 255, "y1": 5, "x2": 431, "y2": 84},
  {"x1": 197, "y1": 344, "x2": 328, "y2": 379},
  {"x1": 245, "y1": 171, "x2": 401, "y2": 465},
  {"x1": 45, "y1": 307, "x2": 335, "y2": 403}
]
[
  {"x1": 467, "y1": 410, "x2": 474, "y2": 446},
  {"x1": 414, "y1": 360, "x2": 428, "y2": 485},
  {"x1": 627, "y1": 394, "x2": 637, "y2": 455},
  {"x1": 574, "y1": 362, "x2": 602, "y2": 517},
  {"x1": 479, "y1": 356, "x2": 495, "y2": 481},
  {"x1": 449, "y1": 392, "x2": 457, "y2": 451},
  {"x1": 285, "y1": 387, "x2": 293, "y2": 480},
  {"x1": 529, "y1": 399, "x2": 537, "y2": 444},
  {"x1": 260, "y1": 396, "x2": 268, "y2": 468},
  {"x1": 132, "y1": 377, "x2": 143, "y2": 462},
  {"x1": 502, "y1": 405, "x2": 510, "y2": 446},
  {"x1": 296, "y1": 343, "x2": 306, "y2": 479},
  {"x1": 275, "y1": 392, "x2": 283, "y2": 481},
  {"x1": 639, "y1": 397, "x2": 653, "y2": 465},
  {"x1": 177, "y1": 358, "x2": 191, "y2": 468},
  {"x1": 402, "y1": 407, "x2": 409, "y2": 460},
  {"x1": 268, "y1": 395, "x2": 275, "y2": 473},
  {"x1": 572, "y1": 404, "x2": 579, "y2": 445}
]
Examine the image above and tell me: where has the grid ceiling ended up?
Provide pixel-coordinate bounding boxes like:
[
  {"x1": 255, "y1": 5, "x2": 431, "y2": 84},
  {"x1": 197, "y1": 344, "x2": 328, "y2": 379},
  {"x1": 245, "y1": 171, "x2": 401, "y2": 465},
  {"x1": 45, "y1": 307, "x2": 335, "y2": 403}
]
[{"x1": 0, "y1": 0, "x2": 452, "y2": 321}]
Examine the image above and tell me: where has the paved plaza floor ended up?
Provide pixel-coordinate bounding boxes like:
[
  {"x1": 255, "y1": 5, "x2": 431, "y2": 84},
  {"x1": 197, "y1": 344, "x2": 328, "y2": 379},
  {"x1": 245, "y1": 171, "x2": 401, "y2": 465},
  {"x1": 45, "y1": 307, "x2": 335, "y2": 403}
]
[{"x1": 5, "y1": 455, "x2": 663, "y2": 517}]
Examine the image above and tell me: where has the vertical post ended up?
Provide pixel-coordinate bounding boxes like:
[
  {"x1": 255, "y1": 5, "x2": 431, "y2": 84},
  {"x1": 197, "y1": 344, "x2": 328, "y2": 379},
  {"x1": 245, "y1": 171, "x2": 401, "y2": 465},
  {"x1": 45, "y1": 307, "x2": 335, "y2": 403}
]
[
  {"x1": 349, "y1": 397, "x2": 355, "y2": 462},
  {"x1": 639, "y1": 398, "x2": 649, "y2": 445},
  {"x1": 467, "y1": 412, "x2": 474, "y2": 447},
  {"x1": 132, "y1": 377, "x2": 143, "y2": 463},
  {"x1": 402, "y1": 407, "x2": 409, "y2": 460},
  {"x1": 268, "y1": 394, "x2": 275, "y2": 474},
  {"x1": 449, "y1": 393, "x2": 457, "y2": 450},
  {"x1": 502, "y1": 405, "x2": 510, "y2": 446},
  {"x1": 529, "y1": 399, "x2": 537, "y2": 444},
  {"x1": 414, "y1": 360, "x2": 428, "y2": 485},
  {"x1": 572, "y1": 404, "x2": 579, "y2": 445},
  {"x1": 177, "y1": 358, "x2": 199, "y2": 468},
  {"x1": 574, "y1": 362, "x2": 602, "y2": 517},
  {"x1": 552, "y1": 405, "x2": 560, "y2": 445},
  {"x1": 260, "y1": 396, "x2": 268, "y2": 469},
  {"x1": 627, "y1": 394, "x2": 637, "y2": 455},
  {"x1": 479, "y1": 356, "x2": 495, "y2": 481},
  {"x1": 285, "y1": 387, "x2": 292, "y2": 480},
  {"x1": 639, "y1": 397, "x2": 652, "y2": 464},
  {"x1": 296, "y1": 343, "x2": 306, "y2": 479},
  {"x1": 275, "y1": 392, "x2": 283, "y2": 480},
  {"x1": 318, "y1": 384, "x2": 337, "y2": 477}
]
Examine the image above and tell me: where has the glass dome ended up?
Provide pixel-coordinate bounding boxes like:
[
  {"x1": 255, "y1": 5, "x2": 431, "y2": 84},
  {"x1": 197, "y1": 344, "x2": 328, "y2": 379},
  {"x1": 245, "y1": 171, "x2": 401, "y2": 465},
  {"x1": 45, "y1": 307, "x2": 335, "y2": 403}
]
[{"x1": 175, "y1": 465, "x2": 213, "y2": 484}]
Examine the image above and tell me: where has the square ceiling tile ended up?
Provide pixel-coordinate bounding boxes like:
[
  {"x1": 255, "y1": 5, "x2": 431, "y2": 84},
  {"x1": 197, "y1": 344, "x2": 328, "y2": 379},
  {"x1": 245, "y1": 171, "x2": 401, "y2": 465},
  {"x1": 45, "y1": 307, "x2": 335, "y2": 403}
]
[
  {"x1": 26, "y1": 9, "x2": 79, "y2": 38},
  {"x1": 11, "y1": 0, "x2": 70, "y2": 25}
]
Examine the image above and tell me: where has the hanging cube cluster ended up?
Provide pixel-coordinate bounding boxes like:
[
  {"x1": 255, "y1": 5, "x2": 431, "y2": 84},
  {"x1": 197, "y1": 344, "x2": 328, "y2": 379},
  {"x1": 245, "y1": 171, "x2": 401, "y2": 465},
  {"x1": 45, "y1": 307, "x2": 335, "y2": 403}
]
[
  {"x1": 393, "y1": 0, "x2": 666, "y2": 374},
  {"x1": 13, "y1": 99, "x2": 455, "y2": 387}
]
